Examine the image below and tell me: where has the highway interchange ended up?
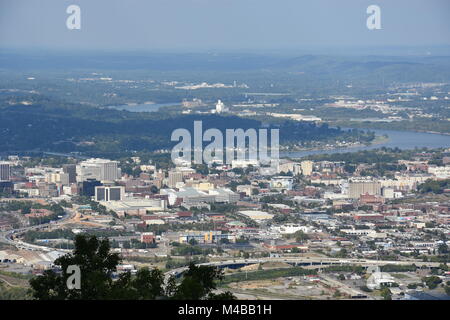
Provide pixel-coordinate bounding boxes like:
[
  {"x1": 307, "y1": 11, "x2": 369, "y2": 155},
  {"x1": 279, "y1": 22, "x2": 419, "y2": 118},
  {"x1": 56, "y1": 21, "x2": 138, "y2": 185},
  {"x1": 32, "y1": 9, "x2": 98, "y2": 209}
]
[{"x1": 0, "y1": 207, "x2": 442, "y2": 280}]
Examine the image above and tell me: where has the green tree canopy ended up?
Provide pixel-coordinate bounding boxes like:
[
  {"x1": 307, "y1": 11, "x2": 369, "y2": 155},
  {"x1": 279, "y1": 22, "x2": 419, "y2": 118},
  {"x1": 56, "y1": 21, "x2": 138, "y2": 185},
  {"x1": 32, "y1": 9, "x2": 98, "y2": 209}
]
[{"x1": 29, "y1": 235, "x2": 235, "y2": 300}]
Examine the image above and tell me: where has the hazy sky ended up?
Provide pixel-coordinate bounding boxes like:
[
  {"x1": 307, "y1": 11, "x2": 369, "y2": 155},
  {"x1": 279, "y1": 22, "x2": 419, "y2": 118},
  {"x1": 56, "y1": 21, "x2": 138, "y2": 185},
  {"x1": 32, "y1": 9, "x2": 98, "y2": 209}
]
[{"x1": 1, "y1": 0, "x2": 449, "y2": 52}]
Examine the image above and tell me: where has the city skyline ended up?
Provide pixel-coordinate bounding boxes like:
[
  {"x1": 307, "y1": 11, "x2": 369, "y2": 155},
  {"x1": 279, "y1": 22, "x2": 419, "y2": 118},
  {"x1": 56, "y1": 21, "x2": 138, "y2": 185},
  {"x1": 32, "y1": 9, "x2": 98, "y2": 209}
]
[{"x1": 0, "y1": 0, "x2": 450, "y2": 305}]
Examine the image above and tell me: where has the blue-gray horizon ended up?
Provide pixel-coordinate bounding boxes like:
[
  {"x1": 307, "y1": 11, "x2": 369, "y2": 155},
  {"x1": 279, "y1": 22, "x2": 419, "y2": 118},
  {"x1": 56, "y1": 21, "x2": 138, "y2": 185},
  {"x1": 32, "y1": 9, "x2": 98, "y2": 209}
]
[{"x1": 0, "y1": 0, "x2": 449, "y2": 52}]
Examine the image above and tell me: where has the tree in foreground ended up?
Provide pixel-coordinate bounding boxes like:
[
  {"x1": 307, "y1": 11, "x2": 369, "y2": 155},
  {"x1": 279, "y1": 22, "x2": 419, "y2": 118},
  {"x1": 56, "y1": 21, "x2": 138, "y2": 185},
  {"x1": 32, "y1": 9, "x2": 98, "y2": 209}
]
[
  {"x1": 29, "y1": 234, "x2": 235, "y2": 300},
  {"x1": 169, "y1": 263, "x2": 235, "y2": 300},
  {"x1": 380, "y1": 287, "x2": 392, "y2": 300}
]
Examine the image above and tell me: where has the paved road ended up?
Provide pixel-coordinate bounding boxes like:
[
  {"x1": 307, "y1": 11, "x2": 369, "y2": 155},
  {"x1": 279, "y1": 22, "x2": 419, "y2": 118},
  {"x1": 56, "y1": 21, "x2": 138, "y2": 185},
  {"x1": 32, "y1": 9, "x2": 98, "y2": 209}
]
[
  {"x1": 164, "y1": 257, "x2": 441, "y2": 279},
  {"x1": 1, "y1": 207, "x2": 441, "y2": 280},
  {"x1": 0, "y1": 207, "x2": 76, "y2": 253}
]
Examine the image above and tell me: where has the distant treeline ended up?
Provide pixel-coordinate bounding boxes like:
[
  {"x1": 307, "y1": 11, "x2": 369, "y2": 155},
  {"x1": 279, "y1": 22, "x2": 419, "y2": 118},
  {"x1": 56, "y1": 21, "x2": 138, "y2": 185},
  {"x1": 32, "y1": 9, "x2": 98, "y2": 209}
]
[
  {"x1": 418, "y1": 179, "x2": 450, "y2": 194},
  {"x1": 306, "y1": 147, "x2": 435, "y2": 164},
  {"x1": 0, "y1": 95, "x2": 373, "y2": 158}
]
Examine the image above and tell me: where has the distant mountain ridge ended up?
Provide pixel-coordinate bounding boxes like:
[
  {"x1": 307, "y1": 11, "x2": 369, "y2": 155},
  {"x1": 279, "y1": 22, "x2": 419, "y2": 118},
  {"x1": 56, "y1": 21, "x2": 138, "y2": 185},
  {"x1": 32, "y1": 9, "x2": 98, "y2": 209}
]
[{"x1": 2, "y1": 51, "x2": 449, "y2": 83}]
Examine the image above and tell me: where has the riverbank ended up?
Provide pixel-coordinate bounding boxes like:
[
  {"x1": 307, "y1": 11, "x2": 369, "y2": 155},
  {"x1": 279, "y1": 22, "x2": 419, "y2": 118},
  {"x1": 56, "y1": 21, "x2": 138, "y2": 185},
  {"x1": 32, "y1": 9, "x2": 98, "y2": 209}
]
[
  {"x1": 282, "y1": 128, "x2": 450, "y2": 159},
  {"x1": 282, "y1": 133, "x2": 389, "y2": 154},
  {"x1": 331, "y1": 120, "x2": 450, "y2": 136}
]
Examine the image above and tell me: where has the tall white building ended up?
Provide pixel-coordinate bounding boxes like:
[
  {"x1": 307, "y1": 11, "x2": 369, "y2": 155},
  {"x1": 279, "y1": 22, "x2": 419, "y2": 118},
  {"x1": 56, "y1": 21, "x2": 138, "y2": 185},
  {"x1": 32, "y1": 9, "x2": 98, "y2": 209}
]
[
  {"x1": 76, "y1": 158, "x2": 120, "y2": 182},
  {"x1": 301, "y1": 161, "x2": 313, "y2": 176},
  {"x1": 215, "y1": 99, "x2": 228, "y2": 113}
]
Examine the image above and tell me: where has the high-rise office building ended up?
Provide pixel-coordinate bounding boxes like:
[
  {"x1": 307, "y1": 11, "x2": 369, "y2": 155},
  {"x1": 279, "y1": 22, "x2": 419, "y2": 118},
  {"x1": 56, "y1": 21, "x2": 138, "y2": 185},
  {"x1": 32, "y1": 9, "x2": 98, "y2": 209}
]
[
  {"x1": 81, "y1": 179, "x2": 102, "y2": 197},
  {"x1": 0, "y1": 162, "x2": 10, "y2": 181},
  {"x1": 77, "y1": 158, "x2": 120, "y2": 182},
  {"x1": 95, "y1": 186, "x2": 124, "y2": 202},
  {"x1": 168, "y1": 171, "x2": 183, "y2": 188},
  {"x1": 348, "y1": 180, "x2": 382, "y2": 199},
  {"x1": 63, "y1": 164, "x2": 77, "y2": 184},
  {"x1": 300, "y1": 161, "x2": 313, "y2": 176}
]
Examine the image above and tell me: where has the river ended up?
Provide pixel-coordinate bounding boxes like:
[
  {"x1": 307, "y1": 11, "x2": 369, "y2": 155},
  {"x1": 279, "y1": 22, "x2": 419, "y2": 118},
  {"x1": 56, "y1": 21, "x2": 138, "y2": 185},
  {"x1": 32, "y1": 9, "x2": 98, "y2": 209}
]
[
  {"x1": 282, "y1": 128, "x2": 450, "y2": 159},
  {"x1": 92, "y1": 105, "x2": 450, "y2": 159}
]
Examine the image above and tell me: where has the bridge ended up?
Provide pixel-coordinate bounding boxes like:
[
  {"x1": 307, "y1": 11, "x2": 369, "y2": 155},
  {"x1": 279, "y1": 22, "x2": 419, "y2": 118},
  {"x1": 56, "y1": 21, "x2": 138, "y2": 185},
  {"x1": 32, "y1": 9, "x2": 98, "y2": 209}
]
[
  {"x1": 0, "y1": 207, "x2": 76, "y2": 253},
  {"x1": 164, "y1": 257, "x2": 442, "y2": 279}
]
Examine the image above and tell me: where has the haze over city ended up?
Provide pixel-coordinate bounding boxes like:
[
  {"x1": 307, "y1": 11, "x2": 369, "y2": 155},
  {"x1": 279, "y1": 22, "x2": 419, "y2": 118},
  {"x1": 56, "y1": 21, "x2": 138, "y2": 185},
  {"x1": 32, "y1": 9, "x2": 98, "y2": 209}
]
[
  {"x1": 0, "y1": 0, "x2": 450, "y2": 308},
  {"x1": 1, "y1": 0, "x2": 450, "y2": 52}
]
